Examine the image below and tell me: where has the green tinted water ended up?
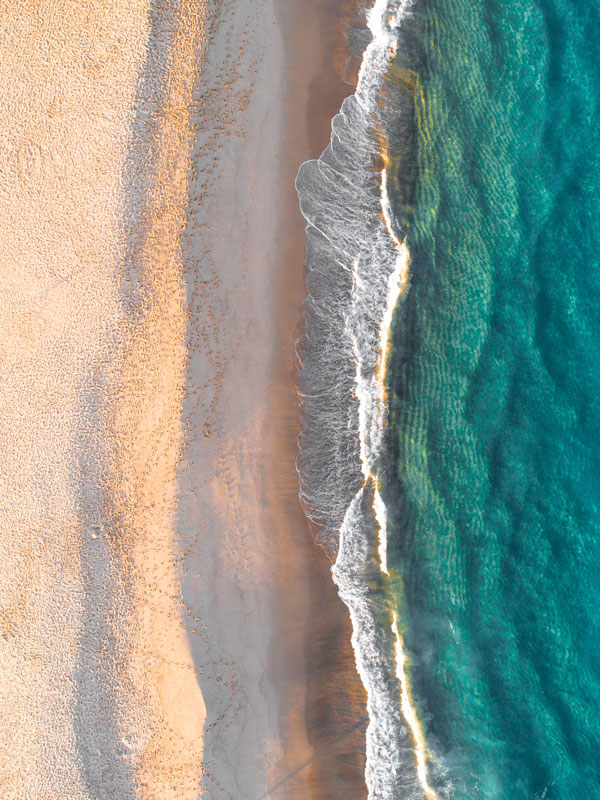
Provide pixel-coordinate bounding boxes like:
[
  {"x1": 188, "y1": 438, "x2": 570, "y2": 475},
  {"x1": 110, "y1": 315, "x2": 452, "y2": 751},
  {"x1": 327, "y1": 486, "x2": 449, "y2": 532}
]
[{"x1": 387, "y1": 2, "x2": 600, "y2": 796}]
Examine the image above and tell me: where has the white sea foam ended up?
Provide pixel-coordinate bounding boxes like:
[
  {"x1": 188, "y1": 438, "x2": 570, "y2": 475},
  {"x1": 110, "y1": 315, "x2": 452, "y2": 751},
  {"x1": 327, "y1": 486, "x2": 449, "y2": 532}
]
[{"x1": 296, "y1": 0, "x2": 441, "y2": 797}]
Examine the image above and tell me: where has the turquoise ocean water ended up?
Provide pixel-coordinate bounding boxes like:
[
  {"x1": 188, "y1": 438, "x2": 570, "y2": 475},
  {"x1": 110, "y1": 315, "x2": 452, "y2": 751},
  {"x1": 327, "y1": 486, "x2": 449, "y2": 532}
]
[{"x1": 387, "y1": 1, "x2": 600, "y2": 796}]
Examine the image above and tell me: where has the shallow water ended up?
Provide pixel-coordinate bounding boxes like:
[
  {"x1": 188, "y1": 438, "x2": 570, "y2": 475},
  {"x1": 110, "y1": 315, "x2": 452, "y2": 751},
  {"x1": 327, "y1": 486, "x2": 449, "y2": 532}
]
[{"x1": 387, "y1": 1, "x2": 600, "y2": 796}]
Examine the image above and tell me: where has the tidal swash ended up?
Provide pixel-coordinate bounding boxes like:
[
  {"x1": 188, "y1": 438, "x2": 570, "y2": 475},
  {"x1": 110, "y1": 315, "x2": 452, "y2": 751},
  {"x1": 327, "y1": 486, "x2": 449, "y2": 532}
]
[{"x1": 297, "y1": 1, "x2": 600, "y2": 798}]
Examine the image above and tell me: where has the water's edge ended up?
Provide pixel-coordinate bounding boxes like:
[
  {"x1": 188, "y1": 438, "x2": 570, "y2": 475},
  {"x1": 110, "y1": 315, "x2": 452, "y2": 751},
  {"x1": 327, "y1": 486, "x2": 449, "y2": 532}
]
[{"x1": 295, "y1": 1, "x2": 442, "y2": 797}]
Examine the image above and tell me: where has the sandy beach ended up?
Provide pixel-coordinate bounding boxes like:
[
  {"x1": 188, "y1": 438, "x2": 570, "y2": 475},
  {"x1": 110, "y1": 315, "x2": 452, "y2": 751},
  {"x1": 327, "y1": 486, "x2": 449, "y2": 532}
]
[
  {"x1": 0, "y1": 2, "x2": 207, "y2": 797},
  {"x1": 0, "y1": 0, "x2": 367, "y2": 798}
]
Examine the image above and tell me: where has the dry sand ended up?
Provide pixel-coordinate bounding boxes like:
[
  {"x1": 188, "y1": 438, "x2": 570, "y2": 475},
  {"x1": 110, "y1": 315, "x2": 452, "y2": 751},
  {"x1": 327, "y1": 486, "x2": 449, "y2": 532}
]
[
  {"x1": 0, "y1": 3, "x2": 206, "y2": 797},
  {"x1": 0, "y1": 0, "x2": 368, "y2": 798}
]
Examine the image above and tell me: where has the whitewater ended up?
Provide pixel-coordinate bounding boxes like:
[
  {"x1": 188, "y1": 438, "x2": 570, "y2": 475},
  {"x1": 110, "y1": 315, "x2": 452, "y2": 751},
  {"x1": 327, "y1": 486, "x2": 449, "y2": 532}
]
[{"x1": 295, "y1": 0, "x2": 442, "y2": 797}]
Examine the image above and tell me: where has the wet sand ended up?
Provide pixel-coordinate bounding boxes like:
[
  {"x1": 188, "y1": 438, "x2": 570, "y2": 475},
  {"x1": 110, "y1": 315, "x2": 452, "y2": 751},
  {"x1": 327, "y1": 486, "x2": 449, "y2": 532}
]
[
  {"x1": 176, "y1": 0, "x2": 369, "y2": 795},
  {"x1": 272, "y1": 0, "x2": 371, "y2": 795}
]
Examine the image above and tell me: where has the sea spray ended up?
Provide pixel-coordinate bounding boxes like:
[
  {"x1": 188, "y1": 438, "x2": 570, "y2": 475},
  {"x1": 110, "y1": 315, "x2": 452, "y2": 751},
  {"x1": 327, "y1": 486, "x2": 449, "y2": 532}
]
[{"x1": 295, "y1": 0, "x2": 440, "y2": 796}]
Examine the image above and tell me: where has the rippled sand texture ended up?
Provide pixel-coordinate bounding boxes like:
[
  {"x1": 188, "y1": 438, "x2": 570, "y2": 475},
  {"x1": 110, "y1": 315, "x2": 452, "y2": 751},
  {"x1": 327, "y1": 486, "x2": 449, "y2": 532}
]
[{"x1": 0, "y1": 2, "x2": 206, "y2": 797}]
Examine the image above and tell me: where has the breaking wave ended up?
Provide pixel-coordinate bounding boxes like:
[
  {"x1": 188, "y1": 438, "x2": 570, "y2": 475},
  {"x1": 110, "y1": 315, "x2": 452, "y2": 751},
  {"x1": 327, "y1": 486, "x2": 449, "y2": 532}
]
[{"x1": 296, "y1": 0, "x2": 442, "y2": 797}]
